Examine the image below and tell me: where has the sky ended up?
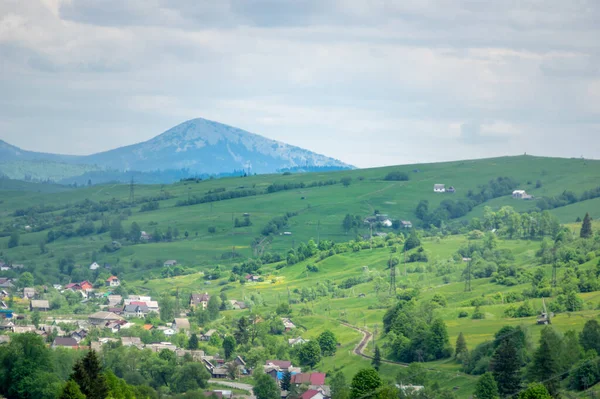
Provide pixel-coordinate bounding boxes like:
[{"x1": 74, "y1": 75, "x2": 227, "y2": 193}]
[{"x1": 1, "y1": 0, "x2": 599, "y2": 168}]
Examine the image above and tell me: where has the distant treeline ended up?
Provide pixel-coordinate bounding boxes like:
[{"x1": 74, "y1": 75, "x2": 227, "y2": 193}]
[
  {"x1": 276, "y1": 165, "x2": 352, "y2": 173},
  {"x1": 537, "y1": 186, "x2": 600, "y2": 210}
]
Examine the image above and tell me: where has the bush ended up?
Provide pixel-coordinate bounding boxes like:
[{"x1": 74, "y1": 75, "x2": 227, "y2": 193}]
[
  {"x1": 384, "y1": 171, "x2": 409, "y2": 181},
  {"x1": 471, "y1": 306, "x2": 485, "y2": 319},
  {"x1": 208, "y1": 226, "x2": 216, "y2": 233},
  {"x1": 458, "y1": 311, "x2": 469, "y2": 318}
]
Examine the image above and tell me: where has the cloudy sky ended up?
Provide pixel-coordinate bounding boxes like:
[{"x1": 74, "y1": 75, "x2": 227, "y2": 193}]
[{"x1": 1, "y1": 0, "x2": 599, "y2": 167}]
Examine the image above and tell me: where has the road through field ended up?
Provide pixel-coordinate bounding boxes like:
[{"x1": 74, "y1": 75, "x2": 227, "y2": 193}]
[{"x1": 339, "y1": 322, "x2": 408, "y2": 367}]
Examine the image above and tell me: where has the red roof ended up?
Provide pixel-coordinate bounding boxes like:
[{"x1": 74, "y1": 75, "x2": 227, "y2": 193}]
[
  {"x1": 80, "y1": 281, "x2": 93, "y2": 289},
  {"x1": 130, "y1": 301, "x2": 147, "y2": 306},
  {"x1": 106, "y1": 276, "x2": 119, "y2": 281},
  {"x1": 301, "y1": 390, "x2": 321, "y2": 399},
  {"x1": 291, "y1": 373, "x2": 326, "y2": 386},
  {"x1": 142, "y1": 324, "x2": 154, "y2": 331}
]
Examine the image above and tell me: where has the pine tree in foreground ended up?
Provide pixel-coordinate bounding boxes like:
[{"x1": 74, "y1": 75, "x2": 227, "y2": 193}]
[
  {"x1": 372, "y1": 345, "x2": 381, "y2": 371},
  {"x1": 580, "y1": 212, "x2": 593, "y2": 238},
  {"x1": 473, "y1": 372, "x2": 499, "y2": 399}
]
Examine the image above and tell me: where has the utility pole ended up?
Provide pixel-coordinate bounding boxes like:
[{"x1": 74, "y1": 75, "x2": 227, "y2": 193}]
[
  {"x1": 389, "y1": 255, "x2": 396, "y2": 295},
  {"x1": 129, "y1": 177, "x2": 135, "y2": 204},
  {"x1": 552, "y1": 260, "x2": 557, "y2": 289},
  {"x1": 373, "y1": 324, "x2": 378, "y2": 352},
  {"x1": 465, "y1": 259, "x2": 472, "y2": 292}
]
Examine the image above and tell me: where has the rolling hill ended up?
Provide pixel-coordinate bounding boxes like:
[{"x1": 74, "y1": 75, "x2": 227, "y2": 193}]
[{"x1": 0, "y1": 118, "x2": 352, "y2": 183}]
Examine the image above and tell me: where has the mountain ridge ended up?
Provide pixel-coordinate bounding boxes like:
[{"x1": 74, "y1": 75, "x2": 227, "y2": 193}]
[{"x1": 0, "y1": 118, "x2": 352, "y2": 183}]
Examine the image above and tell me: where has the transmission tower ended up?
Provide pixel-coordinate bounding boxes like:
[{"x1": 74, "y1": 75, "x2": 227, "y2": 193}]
[
  {"x1": 465, "y1": 259, "x2": 472, "y2": 292},
  {"x1": 389, "y1": 255, "x2": 396, "y2": 295},
  {"x1": 129, "y1": 177, "x2": 135, "y2": 203}
]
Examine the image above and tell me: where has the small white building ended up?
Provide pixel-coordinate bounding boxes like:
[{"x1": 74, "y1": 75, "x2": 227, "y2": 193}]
[
  {"x1": 434, "y1": 184, "x2": 446, "y2": 193},
  {"x1": 89, "y1": 262, "x2": 100, "y2": 270},
  {"x1": 381, "y1": 219, "x2": 393, "y2": 228},
  {"x1": 512, "y1": 190, "x2": 533, "y2": 200}
]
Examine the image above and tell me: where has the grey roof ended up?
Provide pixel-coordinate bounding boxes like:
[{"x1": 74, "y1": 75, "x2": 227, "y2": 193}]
[
  {"x1": 30, "y1": 300, "x2": 50, "y2": 309},
  {"x1": 53, "y1": 337, "x2": 78, "y2": 347},
  {"x1": 124, "y1": 304, "x2": 149, "y2": 313}
]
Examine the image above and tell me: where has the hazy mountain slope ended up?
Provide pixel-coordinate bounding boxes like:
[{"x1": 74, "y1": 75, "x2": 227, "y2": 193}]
[
  {"x1": 0, "y1": 118, "x2": 351, "y2": 181},
  {"x1": 83, "y1": 118, "x2": 351, "y2": 174}
]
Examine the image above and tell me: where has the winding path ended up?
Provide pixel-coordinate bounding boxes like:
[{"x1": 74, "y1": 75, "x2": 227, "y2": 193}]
[
  {"x1": 209, "y1": 380, "x2": 255, "y2": 399},
  {"x1": 339, "y1": 321, "x2": 408, "y2": 367}
]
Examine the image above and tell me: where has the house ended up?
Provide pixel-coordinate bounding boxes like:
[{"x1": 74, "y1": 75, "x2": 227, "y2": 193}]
[
  {"x1": 65, "y1": 281, "x2": 93, "y2": 291},
  {"x1": 13, "y1": 326, "x2": 37, "y2": 334},
  {"x1": 201, "y1": 329, "x2": 217, "y2": 341},
  {"x1": 176, "y1": 349, "x2": 205, "y2": 360},
  {"x1": 30, "y1": 300, "x2": 50, "y2": 311},
  {"x1": 0, "y1": 319, "x2": 15, "y2": 331},
  {"x1": 12, "y1": 264, "x2": 24, "y2": 270},
  {"x1": 396, "y1": 384, "x2": 424, "y2": 394},
  {"x1": 53, "y1": 284, "x2": 62, "y2": 290},
  {"x1": 108, "y1": 307, "x2": 123, "y2": 314},
  {"x1": 434, "y1": 184, "x2": 446, "y2": 193},
  {"x1": 244, "y1": 275, "x2": 260, "y2": 282},
  {"x1": 203, "y1": 392, "x2": 223, "y2": 399},
  {"x1": 89, "y1": 262, "x2": 100, "y2": 270},
  {"x1": 288, "y1": 337, "x2": 309, "y2": 347},
  {"x1": 107, "y1": 295, "x2": 123, "y2": 307},
  {"x1": 71, "y1": 329, "x2": 88, "y2": 343},
  {"x1": 190, "y1": 293, "x2": 210, "y2": 310},
  {"x1": 229, "y1": 300, "x2": 247, "y2": 310},
  {"x1": 213, "y1": 390, "x2": 233, "y2": 399},
  {"x1": 146, "y1": 300, "x2": 160, "y2": 313},
  {"x1": 291, "y1": 373, "x2": 326, "y2": 386},
  {"x1": 0, "y1": 264, "x2": 10, "y2": 271},
  {"x1": 281, "y1": 318, "x2": 296, "y2": 331},
  {"x1": 381, "y1": 219, "x2": 393, "y2": 228},
  {"x1": 123, "y1": 304, "x2": 149, "y2": 318},
  {"x1": 0, "y1": 278, "x2": 13, "y2": 288},
  {"x1": 52, "y1": 337, "x2": 79, "y2": 349},
  {"x1": 400, "y1": 220, "x2": 413, "y2": 229},
  {"x1": 301, "y1": 390, "x2": 324, "y2": 399},
  {"x1": 121, "y1": 337, "x2": 143, "y2": 348},
  {"x1": 23, "y1": 287, "x2": 36, "y2": 299},
  {"x1": 264, "y1": 360, "x2": 292, "y2": 372},
  {"x1": 146, "y1": 342, "x2": 177, "y2": 352},
  {"x1": 106, "y1": 320, "x2": 127, "y2": 333},
  {"x1": 512, "y1": 190, "x2": 533, "y2": 200},
  {"x1": 447, "y1": 186, "x2": 456, "y2": 193},
  {"x1": 172, "y1": 318, "x2": 190, "y2": 332},
  {"x1": 140, "y1": 231, "x2": 151, "y2": 241},
  {"x1": 158, "y1": 327, "x2": 176, "y2": 336},
  {"x1": 88, "y1": 311, "x2": 124, "y2": 326},
  {"x1": 164, "y1": 260, "x2": 177, "y2": 267},
  {"x1": 125, "y1": 295, "x2": 152, "y2": 304},
  {"x1": 106, "y1": 276, "x2": 120, "y2": 287}
]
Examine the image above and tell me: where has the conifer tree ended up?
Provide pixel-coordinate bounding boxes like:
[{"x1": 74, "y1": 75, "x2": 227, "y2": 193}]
[
  {"x1": 372, "y1": 346, "x2": 381, "y2": 371},
  {"x1": 281, "y1": 371, "x2": 292, "y2": 391},
  {"x1": 71, "y1": 350, "x2": 108, "y2": 399},
  {"x1": 580, "y1": 213, "x2": 593, "y2": 238},
  {"x1": 59, "y1": 380, "x2": 85, "y2": 399},
  {"x1": 529, "y1": 327, "x2": 560, "y2": 397},
  {"x1": 455, "y1": 332, "x2": 468, "y2": 361},
  {"x1": 491, "y1": 339, "x2": 521, "y2": 397}
]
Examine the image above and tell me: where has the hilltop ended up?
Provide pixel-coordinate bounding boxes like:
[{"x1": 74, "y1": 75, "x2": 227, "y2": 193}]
[{"x1": 0, "y1": 118, "x2": 352, "y2": 183}]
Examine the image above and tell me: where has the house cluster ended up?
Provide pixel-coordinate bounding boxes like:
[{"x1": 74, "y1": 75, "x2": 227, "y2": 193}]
[
  {"x1": 0, "y1": 261, "x2": 24, "y2": 272},
  {"x1": 263, "y1": 360, "x2": 330, "y2": 399},
  {"x1": 364, "y1": 214, "x2": 393, "y2": 227},
  {"x1": 512, "y1": 190, "x2": 533, "y2": 200},
  {"x1": 102, "y1": 295, "x2": 161, "y2": 318},
  {"x1": 433, "y1": 184, "x2": 456, "y2": 193}
]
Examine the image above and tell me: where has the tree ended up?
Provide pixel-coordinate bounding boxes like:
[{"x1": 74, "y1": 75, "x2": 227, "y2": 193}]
[
  {"x1": 109, "y1": 218, "x2": 124, "y2": 240},
  {"x1": 253, "y1": 372, "x2": 280, "y2": 399},
  {"x1": 298, "y1": 340, "x2": 322, "y2": 368},
  {"x1": 528, "y1": 327, "x2": 560, "y2": 397},
  {"x1": 281, "y1": 371, "x2": 292, "y2": 391},
  {"x1": 341, "y1": 177, "x2": 352, "y2": 187},
  {"x1": 350, "y1": 368, "x2": 382, "y2": 399},
  {"x1": 39, "y1": 240, "x2": 47, "y2": 254},
  {"x1": 18, "y1": 271, "x2": 34, "y2": 288},
  {"x1": 579, "y1": 319, "x2": 600, "y2": 354},
  {"x1": 129, "y1": 222, "x2": 141, "y2": 243},
  {"x1": 473, "y1": 372, "x2": 499, "y2": 399},
  {"x1": 491, "y1": 338, "x2": 521, "y2": 397},
  {"x1": 188, "y1": 333, "x2": 199, "y2": 350},
  {"x1": 518, "y1": 383, "x2": 551, "y2": 399},
  {"x1": 331, "y1": 371, "x2": 350, "y2": 399},
  {"x1": 59, "y1": 380, "x2": 86, "y2": 399},
  {"x1": 159, "y1": 294, "x2": 175, "y2": 322},
  {"x1": 207, "y1": 295, "x2": 220, "y2": 320},
  {"x1": 71, "y1": 350, "x2": 108, "y2": 399},
  {"x1": 318, "y1": 330, "x2": 338, "y2": 356},
  {"x1": 580, "y1": 212, "x2": 593, "y2": 238},
  {"x1": 223, "y1": 335, "x2": 236, "y2": 360},
  {"x1": 455, "y1": 332, "x2": 468, "y2": 361},
  {"x1": 8, "y1": 230, "x2": 20, "y2": 248},
  {"x1": 235, "y1": 317, "x2": 250, "y2": 345},
  {"x1": 372, "y1": 346, "x2": 381, "y2": 371},
  {"x1": 32, "y1": 310, "x2": 41, "y2": 328},
  {"x1": 170, "y1": 362, "x2": 210, "y2": 393},
  {"x1": 427, "y1": 318, "x2": 451, "y2": 359}
]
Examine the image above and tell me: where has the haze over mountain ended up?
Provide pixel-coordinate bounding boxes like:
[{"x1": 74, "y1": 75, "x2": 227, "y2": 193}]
[{"x1": 0, "y1": 118, "x2": 352, "y2": 183}]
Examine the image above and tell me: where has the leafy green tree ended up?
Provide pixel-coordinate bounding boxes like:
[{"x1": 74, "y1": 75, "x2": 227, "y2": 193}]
[
  {"x1": 569, "y1": 359, "x2": 599, "y2": 391},
  {"x1": 350, "y1": 368, "x2": 382, "y2": 399},
  {"x1": 372, "y1": 346, "x2": 381, "y2": 371},
  {"x1": 71, "y1": 350, "x2": 108, "y2": 399},
  {"x1": 518, "y1": 383, "x2": 551, "y2": 399},
  {"x1": 473, "y1": 372, "x2": 499, "y2": 399},
  {"x1": 109, "y1": 218, "x2": 124, "y2": 240},
  {"x1": 491, "y1": 338, "x2": 521, "y2": 397},
  {"x1": 427, "y1": 318, "x2": 451, "y2": 359},
  {"x1": 8, "y1": 230, "x2": 20, "y2": 248},
  {"x1": 455, "y1": 332, "x2": 468, "y2": 361},
  {"x1": 59, "y1": 380, "x2": 86, "y2": 399},
  {"x1": 528, "y1": 327, "x2": 560, "y2": 397},
  {"x1": 318, "y1": 330, "x2": 338, "y2": 356},
  {"x1": 223, "y1": 335, "x2": 236, "y2": 360},
  {"x1": 170, "y1": 362, "x2": 210, "y2": 393},
  {"x1": 341, "y1": 177, "x2": 352, "y2": 187},
  {"x1": 207, "y1": 295, "x2": 220, "y2": 320},
  {"x1": 403, "y1": 233, "x2": 421, "y2": 251},
  {"x1": 579, "y1": 319, "x2": 600, "y2": 355},
  {"x1": 188, "y1": 333, "x2": 199, "y2": 350},
  {"x1": 18, "y1": 271, "x2": 34, "y2": 289},
  {"x1": 331, "y1": 371, "x2": 350, "y2": 399},
  {"x1": 580, "y1": 212, "x2": 593, "y2": 238},
  {"x1": 129, "y1": 222, "x2": 141, "y2": 243},
  {"x1": 298, "y1": 340, "x2": 322, "y2": 368},
  {"x1": 281, "y1": 371, "x2": 292, "y2": 391},
  {"x1": 235, "y1": 316, "x2": 250, "y2": 345},
  {"x1": 32, "y1": 310, "x2": 41, "y2": 328},
  {"x1": 159, "y1": 294, "x2": 175, "y2": 322},
  {"x1": 253, "y1": 372, "x2": 280, "y2": 399}
]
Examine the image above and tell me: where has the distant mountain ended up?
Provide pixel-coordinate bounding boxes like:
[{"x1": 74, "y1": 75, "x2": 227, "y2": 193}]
[{"x1": 0, "y1": 118, "x2": 352, "y2": 183}]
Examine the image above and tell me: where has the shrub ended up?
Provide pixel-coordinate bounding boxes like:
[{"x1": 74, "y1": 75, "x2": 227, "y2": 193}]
[
  {"x1": 384, "y1": 171, "x2": 409, "y2": 181},
  {"x1": 471, "y1": 306, "x2": 485, "y2": 319},
  {"x1": 458, "y1": 311, "x2": 469, "y2": 318}
]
